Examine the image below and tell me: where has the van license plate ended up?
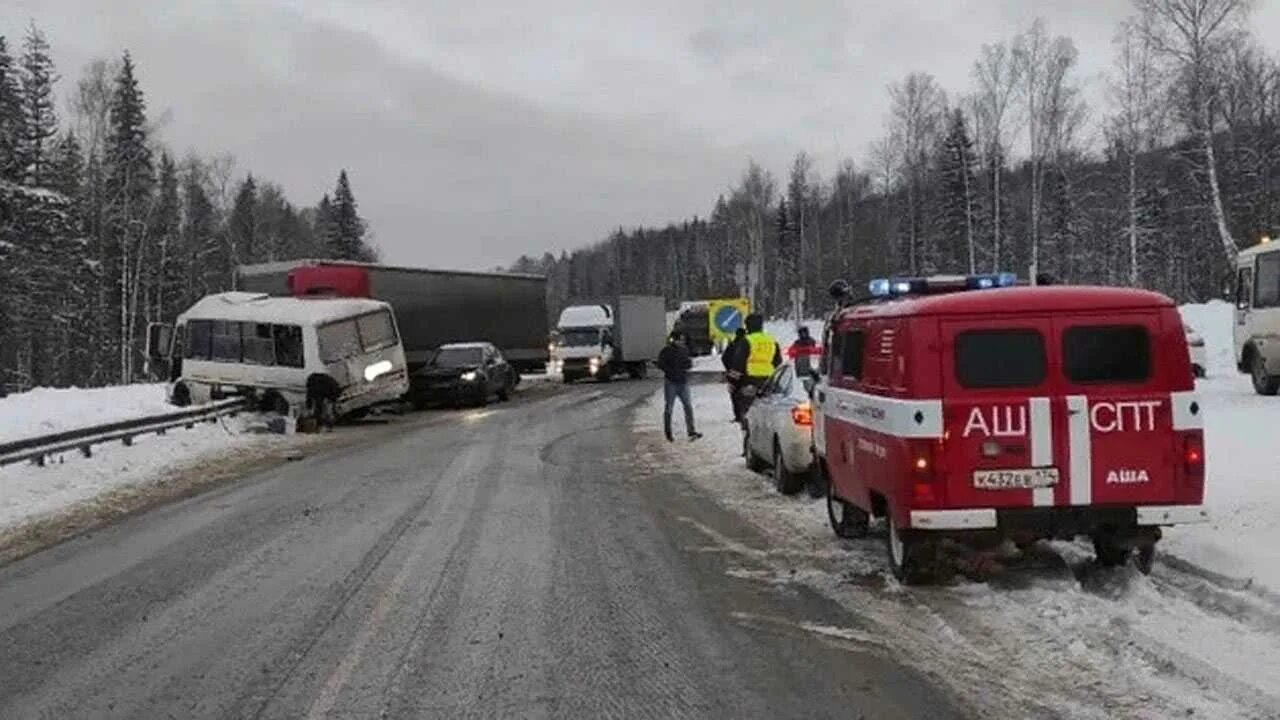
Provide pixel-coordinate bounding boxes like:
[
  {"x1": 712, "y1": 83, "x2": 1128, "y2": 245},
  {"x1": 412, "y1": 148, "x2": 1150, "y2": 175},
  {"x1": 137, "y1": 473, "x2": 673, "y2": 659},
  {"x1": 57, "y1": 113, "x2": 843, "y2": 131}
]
[{"x1": 973, "y1": 468, "x2": 1059, "y2": 490}]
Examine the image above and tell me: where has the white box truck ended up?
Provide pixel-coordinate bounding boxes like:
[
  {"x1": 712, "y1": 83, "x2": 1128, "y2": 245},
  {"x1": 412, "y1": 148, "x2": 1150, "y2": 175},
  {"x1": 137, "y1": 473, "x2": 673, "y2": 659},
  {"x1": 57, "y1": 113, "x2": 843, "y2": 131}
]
[{"x1": 551, "y1": 295, "x2": 665, "y2": 382}]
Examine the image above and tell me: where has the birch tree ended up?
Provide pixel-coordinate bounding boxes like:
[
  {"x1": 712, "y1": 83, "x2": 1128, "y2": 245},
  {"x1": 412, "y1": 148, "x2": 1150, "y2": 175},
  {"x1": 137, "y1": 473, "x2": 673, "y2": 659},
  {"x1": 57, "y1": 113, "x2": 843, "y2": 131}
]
[
  {"x1": 1134, "y1": 0, "x2": 1256, "y2": 263},
  {"x1": 888, "y1": 72, "x2": 946, "y2": 274},
  {"x1": 972, "y1": 42, "x2": 1020, "y2": 271},
  {"x1": 1109, "y1": 18, "x2": 1168, "y2": 286}
]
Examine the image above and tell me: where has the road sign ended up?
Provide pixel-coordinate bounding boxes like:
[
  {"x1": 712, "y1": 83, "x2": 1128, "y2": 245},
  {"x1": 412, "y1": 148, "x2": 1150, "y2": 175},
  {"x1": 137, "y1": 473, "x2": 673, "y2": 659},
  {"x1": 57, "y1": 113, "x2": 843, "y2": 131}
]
[{"x1": 707, "y1": 298, "x2": 750, "y2": 343}]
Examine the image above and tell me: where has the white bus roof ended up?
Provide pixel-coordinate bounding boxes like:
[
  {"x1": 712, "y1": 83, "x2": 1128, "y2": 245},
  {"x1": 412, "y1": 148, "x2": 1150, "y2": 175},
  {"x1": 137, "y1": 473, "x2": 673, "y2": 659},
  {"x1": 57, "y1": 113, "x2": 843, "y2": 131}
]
[
  {"x1": 176, "y1": 292, "x2": 391, "y2": 326},
  {"x1": 1238, "y1": 241, "x2": 1280, "y2": 262}
]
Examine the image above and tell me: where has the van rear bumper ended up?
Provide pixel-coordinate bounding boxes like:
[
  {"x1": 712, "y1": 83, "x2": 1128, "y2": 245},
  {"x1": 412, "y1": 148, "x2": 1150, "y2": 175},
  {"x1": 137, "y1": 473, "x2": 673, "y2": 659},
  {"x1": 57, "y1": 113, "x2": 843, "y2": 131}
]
[{"x1": 910, "y1": 504, "x2": 1209, "y2": 532}]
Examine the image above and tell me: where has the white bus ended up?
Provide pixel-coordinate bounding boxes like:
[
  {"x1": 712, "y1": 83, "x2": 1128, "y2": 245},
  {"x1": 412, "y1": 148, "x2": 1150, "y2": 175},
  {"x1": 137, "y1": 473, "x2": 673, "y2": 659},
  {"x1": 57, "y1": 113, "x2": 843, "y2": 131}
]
[
  {"x1": 149, "y1": 292, "x2": 409, "y2": 420},
  {"x1": 1235, "y1": 240, "x2": 1280, "y2": 395}
]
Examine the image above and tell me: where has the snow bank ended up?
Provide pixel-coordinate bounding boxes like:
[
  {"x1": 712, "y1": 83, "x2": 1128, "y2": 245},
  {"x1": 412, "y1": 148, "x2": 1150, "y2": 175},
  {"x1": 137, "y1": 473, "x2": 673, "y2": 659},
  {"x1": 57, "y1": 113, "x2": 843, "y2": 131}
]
[
  {"x1": 0, "y1": 383, "x2": 174, "y2": 444},
  {"x1": 0, "y1": 413, "x2": 293, "y2": 535},
  {"x1": 1165, "y1": 373, "x2": 1280, "y2": 591},
  {"x1": 1178, "y1": 300, "x2": 1235, "y2": 376}
]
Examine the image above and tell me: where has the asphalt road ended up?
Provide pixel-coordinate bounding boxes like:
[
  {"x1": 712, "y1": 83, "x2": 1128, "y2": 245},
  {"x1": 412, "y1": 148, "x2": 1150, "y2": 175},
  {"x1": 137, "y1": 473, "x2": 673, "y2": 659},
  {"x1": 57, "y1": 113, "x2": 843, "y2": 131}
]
[{"x1": 0, "y1": 379, "x2": 964, "y2": 719}]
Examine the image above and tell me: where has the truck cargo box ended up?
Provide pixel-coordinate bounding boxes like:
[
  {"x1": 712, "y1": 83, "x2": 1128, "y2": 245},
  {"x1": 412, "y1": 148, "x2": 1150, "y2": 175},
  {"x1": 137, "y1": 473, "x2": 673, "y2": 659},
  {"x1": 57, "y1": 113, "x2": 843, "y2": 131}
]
[{"x1": 237, "y1": 260, "x2": 549, "y2": 372}]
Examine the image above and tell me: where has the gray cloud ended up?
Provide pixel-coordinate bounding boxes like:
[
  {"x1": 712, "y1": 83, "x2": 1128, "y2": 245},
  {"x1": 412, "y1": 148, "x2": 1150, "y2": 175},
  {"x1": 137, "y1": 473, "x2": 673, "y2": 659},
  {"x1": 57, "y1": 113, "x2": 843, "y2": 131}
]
[{"x1": 7, "y1": 0, "x2": 1280, "y2": 269}]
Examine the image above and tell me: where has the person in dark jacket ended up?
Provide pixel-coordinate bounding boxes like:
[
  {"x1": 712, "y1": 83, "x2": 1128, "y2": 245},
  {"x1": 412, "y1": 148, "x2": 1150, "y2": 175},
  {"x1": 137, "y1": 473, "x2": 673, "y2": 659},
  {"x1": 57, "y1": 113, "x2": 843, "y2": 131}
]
[
  {"x1": 722, "y1": 327, "x2": 749, "y2": 421},
  {"x1": 787, "y1": 325, "x2": 819, "y2": 376},
  {"x1": 657, "y1": 331, "x2": 702, "y2": 442}
]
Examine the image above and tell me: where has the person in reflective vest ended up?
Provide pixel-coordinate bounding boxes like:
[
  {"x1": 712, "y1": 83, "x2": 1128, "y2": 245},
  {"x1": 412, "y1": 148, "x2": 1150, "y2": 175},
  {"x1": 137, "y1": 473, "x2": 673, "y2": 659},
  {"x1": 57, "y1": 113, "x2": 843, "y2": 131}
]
[
  {"x1": 729, "y1": 313, "x2": 781, "y2": 422},
  {"x1": 744, "y1": 314, "x2": 782, "y2": 380}
]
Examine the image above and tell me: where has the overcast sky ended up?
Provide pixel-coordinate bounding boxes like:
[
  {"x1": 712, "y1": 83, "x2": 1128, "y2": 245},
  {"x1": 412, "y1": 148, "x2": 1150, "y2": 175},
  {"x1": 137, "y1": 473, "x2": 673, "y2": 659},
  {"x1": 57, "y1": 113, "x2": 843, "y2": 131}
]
[{"x1": 5, "y1": 0, "x2": 1280, "y2": 270}]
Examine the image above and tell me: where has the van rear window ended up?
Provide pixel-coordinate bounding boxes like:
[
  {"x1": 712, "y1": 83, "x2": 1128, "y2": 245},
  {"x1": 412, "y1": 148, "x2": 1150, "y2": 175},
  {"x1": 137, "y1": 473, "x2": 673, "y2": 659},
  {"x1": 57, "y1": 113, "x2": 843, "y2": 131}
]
[
  {"x1": 955, "y1": 330, "x2": 1046, "y2": 388},
  {"x1": 1063, "y1": 325, "x2": 1150, "y2": 383}
]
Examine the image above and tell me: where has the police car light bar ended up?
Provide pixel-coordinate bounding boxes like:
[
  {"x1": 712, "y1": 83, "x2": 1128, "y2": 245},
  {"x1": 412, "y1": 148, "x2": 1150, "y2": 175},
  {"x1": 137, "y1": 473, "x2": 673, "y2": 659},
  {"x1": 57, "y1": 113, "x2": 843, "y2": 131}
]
[{"x1": 867, "y1": 273, "x2": 1016, "y2": 298}]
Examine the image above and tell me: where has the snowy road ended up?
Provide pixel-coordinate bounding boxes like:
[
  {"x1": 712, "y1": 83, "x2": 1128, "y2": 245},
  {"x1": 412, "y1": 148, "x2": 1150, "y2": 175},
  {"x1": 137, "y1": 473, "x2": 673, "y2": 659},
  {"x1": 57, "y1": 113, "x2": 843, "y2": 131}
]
[
  {"x1": 0, "y1": 379, "x2": 959, "y2": 719},
  {"x1": 644, "y1": 381, "x2": 1280, "y2": 720}
]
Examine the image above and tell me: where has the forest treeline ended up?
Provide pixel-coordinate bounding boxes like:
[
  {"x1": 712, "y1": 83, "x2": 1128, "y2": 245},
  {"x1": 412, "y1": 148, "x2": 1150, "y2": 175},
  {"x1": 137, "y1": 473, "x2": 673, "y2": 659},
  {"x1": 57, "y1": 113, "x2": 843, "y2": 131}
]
[
  {"x1": 0, "y1": 23, "x2": 378, "y2": 394},
  {"x1": 511, "y1": 1, "x2": 1269, "y2": 319}
]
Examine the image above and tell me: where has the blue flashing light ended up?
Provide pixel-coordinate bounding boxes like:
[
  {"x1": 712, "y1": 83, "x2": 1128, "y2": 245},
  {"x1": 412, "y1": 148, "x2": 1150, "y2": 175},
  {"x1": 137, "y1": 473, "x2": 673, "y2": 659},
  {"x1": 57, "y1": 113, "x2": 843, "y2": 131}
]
[{"x1": 868, "y1": 272, "x2": 1017, "y2": 299}]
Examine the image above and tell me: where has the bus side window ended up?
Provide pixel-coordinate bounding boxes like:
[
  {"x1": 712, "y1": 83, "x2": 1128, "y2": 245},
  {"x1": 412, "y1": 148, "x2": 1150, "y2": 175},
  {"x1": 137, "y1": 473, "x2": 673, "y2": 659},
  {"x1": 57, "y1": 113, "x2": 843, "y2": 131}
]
[
  {"x1": 243, "y1": 323, "x2": 276, "y2": 366},
  {"x1": 211, "y1": 321, "x2": 242, "y2": 362},
  {"x1": 274, "y1": 325, "x2": 304, "y2": 368},
  {"x1": 187, "y1": 320, "x2": 212, "y2": 360},
  {"x1": 1238, "y1": 266, "x2": 1254, "y2": 310}
]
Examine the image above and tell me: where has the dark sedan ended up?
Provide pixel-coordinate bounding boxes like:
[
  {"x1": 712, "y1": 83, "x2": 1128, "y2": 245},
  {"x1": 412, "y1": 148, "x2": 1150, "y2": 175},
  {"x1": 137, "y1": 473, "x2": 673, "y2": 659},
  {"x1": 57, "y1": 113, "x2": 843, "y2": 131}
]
[{"x1": 409, "y1": 342, "x2": 517, "y2": 408}]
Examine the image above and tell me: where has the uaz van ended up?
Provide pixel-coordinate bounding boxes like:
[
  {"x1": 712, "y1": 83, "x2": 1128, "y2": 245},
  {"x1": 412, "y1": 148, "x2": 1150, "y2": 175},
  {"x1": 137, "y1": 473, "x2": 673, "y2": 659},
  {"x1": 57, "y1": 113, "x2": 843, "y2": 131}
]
[{"x1": 815, "y1": 275, "x2": 1208, "y2": 583}]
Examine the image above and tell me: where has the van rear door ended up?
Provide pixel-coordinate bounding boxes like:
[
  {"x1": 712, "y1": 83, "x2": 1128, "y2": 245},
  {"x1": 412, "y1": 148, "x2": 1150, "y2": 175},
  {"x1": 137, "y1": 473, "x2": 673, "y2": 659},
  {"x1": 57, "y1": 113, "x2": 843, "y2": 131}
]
[
  {"x1": 939, "y1": 318, "x2": 1062, "y2": 510},
  {"x1": 1054, "y1": 315, "x2": 1179, "y2": 506}
]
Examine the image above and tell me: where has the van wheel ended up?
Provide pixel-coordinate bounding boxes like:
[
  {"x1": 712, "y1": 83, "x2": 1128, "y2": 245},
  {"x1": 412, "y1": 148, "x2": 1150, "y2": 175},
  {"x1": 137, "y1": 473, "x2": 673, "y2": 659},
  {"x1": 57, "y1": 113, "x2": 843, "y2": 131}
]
[
  {"x1": 1251, "y1": 353, "x2": 1279, "y2": 395},
  {"x1": 773, "y1": 442, "x2": 804, "y2": 495},
  {"x1": 1092, "y1": 536, "x2": 1131, "y2": 568},
  {"x1": 497, "y1": 385, "x2": 510, "y2": 402},
  {"x1": 627, "y1": 363, "x2": 646, "y2": 380},
  {"x1": 826, "y1": 480, "x2": 869, "y2": 539},
  {"x1": 171, "y1": 383, "x2": 191, "y2": 407},
  {"x1": 887, "y1": 512, "x2": 934, "y2": 584}
]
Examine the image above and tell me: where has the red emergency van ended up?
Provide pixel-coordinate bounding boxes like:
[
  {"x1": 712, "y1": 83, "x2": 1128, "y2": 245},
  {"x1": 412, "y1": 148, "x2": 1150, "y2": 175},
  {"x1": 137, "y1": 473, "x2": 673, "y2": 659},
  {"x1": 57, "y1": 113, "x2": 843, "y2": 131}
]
[{"x1": 815, "y1": 274, "x2": 1208, "y2": 583}]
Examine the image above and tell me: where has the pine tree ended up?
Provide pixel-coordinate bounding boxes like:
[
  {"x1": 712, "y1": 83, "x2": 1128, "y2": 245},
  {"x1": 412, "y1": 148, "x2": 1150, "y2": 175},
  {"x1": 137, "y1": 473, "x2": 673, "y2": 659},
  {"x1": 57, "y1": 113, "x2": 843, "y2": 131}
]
[
  {"x1": 328, "y1": 169, "x2": 367, "y2": 260},
  {"x1": 151, "y1": 152, "x2": 181, "y2": 323},
  {"x1": 48, "y1": 132, "x2": 91, "y2": 386},
  {"x1": 104, "y1": 51, "x2": 153, "y2": 382},
  {"x1": 315, "y1": 192, "x2": 336, "y2": 257},
  {"x1": 230, "y1": 173, "x2": 258, "y2": 265},
  {"x1": 18, "y1": 23, "x2": 58, "y2": 187},
  {"x1": 0, "y1": 36, "x2": 22, "y2": 182},
  {"x1": 937, "y1": 108, "x2": 979, "y2": 273},
  {"x1": 180, "y1": 159, "x2": 219, "y2": 301}
]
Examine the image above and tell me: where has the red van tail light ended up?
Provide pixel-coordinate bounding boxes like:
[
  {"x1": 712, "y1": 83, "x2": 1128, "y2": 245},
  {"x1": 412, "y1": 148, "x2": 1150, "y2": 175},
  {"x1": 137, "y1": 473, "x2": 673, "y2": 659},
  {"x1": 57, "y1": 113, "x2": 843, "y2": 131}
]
[
  {"x1": 791, "y1": 402, "x2": 813, "y2": 427},
  {"x1": 1183, "y1": 433, "x2": 1204, "y2": 477},
  {"x1": 907, "y1": 439, "x2": 942, "y2": 507}
]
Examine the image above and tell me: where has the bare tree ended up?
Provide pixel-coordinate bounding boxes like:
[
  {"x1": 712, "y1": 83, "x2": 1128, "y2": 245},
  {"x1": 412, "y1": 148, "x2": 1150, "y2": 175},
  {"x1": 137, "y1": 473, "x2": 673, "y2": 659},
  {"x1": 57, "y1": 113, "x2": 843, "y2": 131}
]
[
  {"x1": 888, "y1": 72, "x2": 947, "y2": 273},
  {"x1": 1134, "y1": 0, "x2": 1256, "y2": 264},
  {"x1": 1014, "y1": 19, "x2": 1082, "y2": 277},
  {"x1": 972, "y1": 42, "x2": 1020, "y2": 271},
  {"x1": 1109, "y1": 18, "x2": 1169, "y2": 286}
]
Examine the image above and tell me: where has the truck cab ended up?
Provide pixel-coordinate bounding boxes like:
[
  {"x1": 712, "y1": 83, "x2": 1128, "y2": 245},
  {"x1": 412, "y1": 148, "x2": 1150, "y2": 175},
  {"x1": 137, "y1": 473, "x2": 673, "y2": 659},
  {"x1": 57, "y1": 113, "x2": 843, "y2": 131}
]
[
  {"x1": 551, "y1": 305, "x2": 616, "y2": 382},
  {"x1": 816, "y1": 274, "x2": 1207, "y2": 583}
]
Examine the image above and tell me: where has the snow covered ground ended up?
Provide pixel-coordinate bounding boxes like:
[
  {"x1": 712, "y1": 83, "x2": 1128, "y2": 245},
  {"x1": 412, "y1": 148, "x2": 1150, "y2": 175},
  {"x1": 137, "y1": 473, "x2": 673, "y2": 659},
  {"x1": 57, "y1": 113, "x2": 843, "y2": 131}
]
[
  {"x1": 0, "y1": 413, "x2": 297, "y2": 534},
  {"x1": 0, "y1": 383, "x2": 174, "y2": 443},
  {"x1": 635, "y1": 301, "x2": 1280, "y2": 717}
]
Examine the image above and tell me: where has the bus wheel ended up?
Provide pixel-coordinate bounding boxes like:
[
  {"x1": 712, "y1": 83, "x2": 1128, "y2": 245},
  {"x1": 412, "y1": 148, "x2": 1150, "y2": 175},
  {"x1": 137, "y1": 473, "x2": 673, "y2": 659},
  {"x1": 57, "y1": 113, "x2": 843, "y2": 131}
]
[
  {"x1": 261, "y1": 391, "x2": 290, "y2": 415},
  {"x1": 887, "y1": 511, "x2": 934, "y2": 584},
  {"x1": 825, "y1": 479, "x2": 869, "y2": 539},
  {"x1": 1251, "y1": 352, "x2": 1279, "y2": 395},
  {"x1": 171, "y1": 383, "x2": 191, "y2": 407},
  {"x1": 1092, "y1": 534, "x2": 1131, "y2": 568}
]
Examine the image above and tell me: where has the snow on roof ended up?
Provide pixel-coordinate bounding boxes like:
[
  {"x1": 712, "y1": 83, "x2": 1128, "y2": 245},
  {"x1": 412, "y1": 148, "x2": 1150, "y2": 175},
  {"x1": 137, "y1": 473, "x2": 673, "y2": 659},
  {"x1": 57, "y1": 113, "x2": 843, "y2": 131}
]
[
  {"x1": 439, "y1": 342, "x2": 492, "y2": 349},
  {"x1": 557, "y1": 304, "x2": 613, "y2": 328},
  {"x1": 176, "y1": 292, "x2": 390, "y2": 326},
  {"x1": 1238, "y1": 241, "x2": 1280, "y2": 260}
]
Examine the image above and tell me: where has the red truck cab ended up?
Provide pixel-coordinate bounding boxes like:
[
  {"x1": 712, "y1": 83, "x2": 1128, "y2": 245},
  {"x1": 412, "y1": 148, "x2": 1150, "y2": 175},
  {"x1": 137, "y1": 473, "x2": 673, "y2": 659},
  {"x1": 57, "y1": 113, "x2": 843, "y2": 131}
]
[{"x1": 815, "y1": 275, "x2": 1207, "y2": 583}]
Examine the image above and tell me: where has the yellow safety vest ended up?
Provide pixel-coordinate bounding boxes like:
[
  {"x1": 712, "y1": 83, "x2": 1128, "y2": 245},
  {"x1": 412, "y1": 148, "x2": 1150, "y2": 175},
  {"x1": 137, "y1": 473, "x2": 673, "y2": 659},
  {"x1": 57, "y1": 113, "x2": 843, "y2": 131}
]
[{"x1": 746, "y1": 332, "x2": 778, "y2": 379}]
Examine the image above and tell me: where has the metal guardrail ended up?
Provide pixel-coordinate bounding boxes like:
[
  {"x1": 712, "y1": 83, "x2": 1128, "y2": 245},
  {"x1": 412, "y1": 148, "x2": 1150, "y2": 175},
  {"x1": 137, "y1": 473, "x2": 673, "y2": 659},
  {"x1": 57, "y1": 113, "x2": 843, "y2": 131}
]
[{"x1": 0, "y1": 398, "x2": 252, "y2": 469}]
